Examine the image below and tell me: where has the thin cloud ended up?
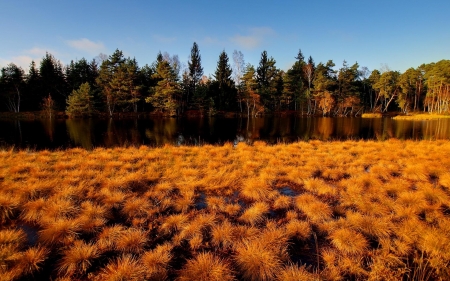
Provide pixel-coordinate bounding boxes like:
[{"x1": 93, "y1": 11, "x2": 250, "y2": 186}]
[
  {"x1": 25, "y1": 47, "x2": 53, "y2": 56},
  {"x1": 0, "y1": 45, "x2": 61, "y2": 72},
  {"x1": 0, "y1": 56, "x2": 35, "y2": 72},
  {"x1": 230, "y1": 27, "x2": 276, "y2": 50},
  {"x1": 201, "y1": 36, "x2": 220, "y2": 46},
  {"x1": 153, "y1": 35, "x2": 177, "y2": 44},
  {"x1": 66, "y1": 38, "x2": 106, "y2": 55}
]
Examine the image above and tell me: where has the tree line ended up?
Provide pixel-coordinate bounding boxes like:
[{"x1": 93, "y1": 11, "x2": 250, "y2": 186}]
[{"x1": 1, "y1": 42, "x2": 449, "y2": 117}]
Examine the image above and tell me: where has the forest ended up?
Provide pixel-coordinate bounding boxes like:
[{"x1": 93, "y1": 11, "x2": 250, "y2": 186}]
[{"x1": 1, "y1": 42, "x2": 449, "y2": 118}]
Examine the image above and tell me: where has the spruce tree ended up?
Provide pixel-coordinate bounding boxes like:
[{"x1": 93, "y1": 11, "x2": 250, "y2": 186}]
[
  {"x1": 24, "y1": 61, "x2": 41, "y2": 111},
  {"x1": 39, "y1": 52, "x2": 67, "y2": 109},
  {"x1": 256, "y1": 50, "x2": 278, "y2": 110},
  {"x1": 213, "y1": 51, "x2": 236, "y2": 110},
  {"x1": 285, "y1": 49, "x2": 306, "y2": 111},
  {"x1": 187, "y1": 42, "x2": 203, "y2": 107}
]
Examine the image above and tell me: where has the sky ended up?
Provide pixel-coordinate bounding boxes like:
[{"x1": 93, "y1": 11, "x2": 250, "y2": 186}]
[{"x1": 0, "y1": 0, "x2": 449, "y2": 76}]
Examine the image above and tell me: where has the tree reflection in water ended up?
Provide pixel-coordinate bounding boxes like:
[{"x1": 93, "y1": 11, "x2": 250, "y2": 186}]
[{"x1": 1, "y1": 117, "x2": 450, "y2": 150}]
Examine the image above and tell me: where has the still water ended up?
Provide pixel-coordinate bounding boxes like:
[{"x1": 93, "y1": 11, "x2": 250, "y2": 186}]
[{"x1": 1, "y1": 117, "x2": 449, "y2": 150}]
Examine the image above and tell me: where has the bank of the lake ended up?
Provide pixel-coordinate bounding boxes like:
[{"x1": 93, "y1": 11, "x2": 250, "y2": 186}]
[
  {"x1": 1, "y1": 140, "x2": 450, "y2": 280},
  {"x1": 393, "y1": 113, "x2": 450, "y2": 120}
]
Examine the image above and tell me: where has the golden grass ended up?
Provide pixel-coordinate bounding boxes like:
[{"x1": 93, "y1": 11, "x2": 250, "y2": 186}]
[
  {"x1": 239, "y1": 202, "x2": 270, "y2": 226},
  {"x1": 393, "y1": 113, "x2": 450, "y2": 120},
  {"x1": 329, "y1": 228, "x2": 368, "y2": 256},
  {"x1": 277, "y1": 264, "x2": 320, "y2": 281},
  {"x1": 362, "y1": 113, "x2": 383, "y2": 118},
  {"x1": 211, "y1": 219, "x2": 234, "y2": 249},
  {"x1": 13, "y1": 246, "x2": 48, "y2": 278},
  {"x1": 295, "y1": 194, "x2": 332, "y2": 223},
  {"x1": 58, "y1": 240, "x2": 98, "y2": 277},
  {"x1": 94, "y1": 254, "x2": 145, "y2": 281},
  {"x1": 1, "y1": 140, "x2": 450, "y2": 280},
  {"x1": 235, "y1": 239, "x2": 283, "y2": 281},
  {"x1": 177, "y1": 252, "x2": 235, "y2": 281},
  {"x1": 115, "y1": 227, "x2": 148, "y2": 253},
  {"x1": 140, "y1": 243, "x2": 172, "y2": 280}
]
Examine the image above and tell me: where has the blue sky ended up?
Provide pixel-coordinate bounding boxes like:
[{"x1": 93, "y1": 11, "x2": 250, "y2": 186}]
[{"x1": 1, "y1": 0, "x2": 449, "y2": 76}]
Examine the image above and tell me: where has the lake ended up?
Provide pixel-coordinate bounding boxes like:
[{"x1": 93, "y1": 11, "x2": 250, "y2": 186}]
[{"x1": 1, "y1": 117, "x2": 449, "y2": 150}]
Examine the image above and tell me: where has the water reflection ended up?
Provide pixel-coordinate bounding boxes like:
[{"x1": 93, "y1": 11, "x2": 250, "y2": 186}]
[
  {"x1": 0, "y1": 117, "x2": 449, "y2": 150},
  {"x1": 66, "y1": 119, "x2": 94, "y2": 149}
]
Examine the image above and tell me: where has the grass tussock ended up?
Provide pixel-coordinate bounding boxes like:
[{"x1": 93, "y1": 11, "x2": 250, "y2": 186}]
[
  {"x1": 94, "y1": 254, "x2": 145, "y2": 281},
  {"x1": 177, "y1": 252, "x2": 235, "y2": 281},
  {"x1": 58, "y1": 240, "x2": 98, "y2": 277},
  {"x1": 1, "y1": 140, "x2": 450, "y2": 280}
]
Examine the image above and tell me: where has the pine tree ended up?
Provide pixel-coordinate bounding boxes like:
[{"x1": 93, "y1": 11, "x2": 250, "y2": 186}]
[
  {"x1": 66, "y1": 82, "x2": 95, "y2": 117},
  {"x1": 96, "y1": 50, "x2": 142, "y2": 116},
  {"x1": 146, "y1": 54, "x2": 180, "y2": 115}
]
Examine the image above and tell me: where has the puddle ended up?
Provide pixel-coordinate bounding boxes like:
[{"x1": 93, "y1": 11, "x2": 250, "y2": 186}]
[
  {"x1": 18, "y1": 223, "x2": 39, "y2": 246},
  {"x1": 194, "y1": 192, "x2": 207, "y2": 210},
  {"x1": 224, "y1": 191, "x2": 240, "y2": 204},
  {"x1": 279, "y1": 186, "x2": 298, "y2": 197}
]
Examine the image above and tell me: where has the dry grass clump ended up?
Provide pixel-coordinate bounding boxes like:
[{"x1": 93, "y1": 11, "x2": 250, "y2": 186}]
[
  {"x1": 58, "y1": 240, "x2": 98, "y2": 277},
  {"x1": 239, "y1": 202, "x2": 270, "y2": 226},
  {"x1": 303, "y1": 177, "x2": 335, "y2": 196},
  {"x1": 2, "y1": 140, "x2": 450, "y2": 280},
  {"x1": 159, "y1": 213, "x2": 190, "y2": 236},
  {"x1": 177, "y1": 252, "x2": 235, "y2": 281},
  {"x1": 272, "y1": 194, "x2": 292, "y2": 210},
  {"x1": 277, "y1": 264, "x2": 320, "y2": 281},
  {"x1": 94, "y1": 254, "x2": 145, "y2": 281},
  {"x1": 0, "y1": 192, "x2": 20, "y2": 224},
  {"x1": 345, "y1": 211, "x2": 393, "y2": 240},
  {"x1": 240, "y1": 178, "x2": 273, "y2": 202},
  {"x1": 233, "y1": 225, "x2": 289, "y2": 281},
  {"x1": 140, "y1": 243, "x2": 172, "y2": 280},
  {"x1": 13, "y1": 246, "x2": 49, "y2": 277},
  {"x1": 96, "y1": 225, "x2": 125, "y2": 253},
  {"x1": 234, "y1": 239, "x2": 284, "y2": 281},
  {"x1": 329, "y1": 228, "x2": 368, "y2": 256},
  {"x1": 211, "y1": 220, "x2": 234, "y2": 249},
  {"x1": 38, "y1": 217, "x2": 81, "y2": 245},
  {"x1": 115, "y1": 227, "x2": 148, "y2": 253},
  {"x1": 295, "y1": 194, "x2": 332, "y2": 223},
  {"x1": 285, "y1": 219, "x2": 311, "y2": 240}
]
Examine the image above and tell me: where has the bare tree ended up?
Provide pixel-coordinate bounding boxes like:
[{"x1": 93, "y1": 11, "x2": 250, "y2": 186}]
[
  {"x1": 94, "y1": 53, "x2": 108, "y2": 65},
  {"x1": 233, "y1": 50, "x2": 245, "y2": 112},
  {"x1": 303, "y1": 64, "x2": 315, "y2": 114},
  {"x1": 1, "y1": 63, "x2": 25, "y2": 112}
]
